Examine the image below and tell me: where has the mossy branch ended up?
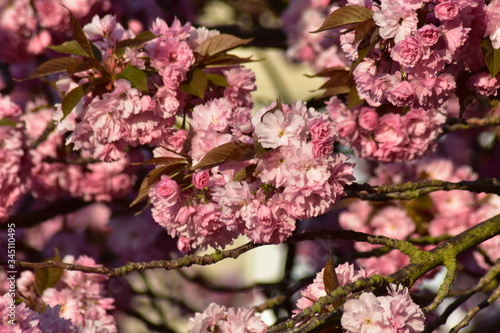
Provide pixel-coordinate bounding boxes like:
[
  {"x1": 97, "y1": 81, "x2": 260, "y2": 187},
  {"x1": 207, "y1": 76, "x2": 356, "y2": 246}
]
[
  {"x1": 269, "y1": 213, "x2": 500, "y2": 332},
  {"x1": 344, "y1": 178, "x2": 500, "y2": 202}
]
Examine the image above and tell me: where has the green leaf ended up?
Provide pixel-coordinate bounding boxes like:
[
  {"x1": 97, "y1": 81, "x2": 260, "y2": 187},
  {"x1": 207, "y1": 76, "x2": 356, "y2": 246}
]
[
  {"x1": 130, "y1": 163, "x2": 187, "y2": 208},
  {"x1": 490, "y1": 98, "x2": 500, "y2": 114},
  {"x1": 481, "y1": 38, "x2": 500, "y2": 77},
  {"x1": 0, "y1": 118, "x2": 17, "y2": 127},
  {"x1": 48, "y1": 40, "x2": 89, "y2": 57},
  {"x1": 195, "y1": 34, "x2": 253, "y2": 57},
  {"x1": 232, "y1": 164, "x2": 257, "y2": 182},
  {"x1": 311, "y1": 5, "x2": 373, "y2": 33},
  {"x1": 61, "y1": 85, "x2": 85, "y2": 120},
  {"x1": 347, "y1": 85, "x2": 364, "y2": 108},
  {"x1": 116, "y1": 65, "x2": 149, "y2": 92},
  {"x1": 206, "y1": 74, "x2": 230, "y2": 87},
  {"x1": 16, "y1": 57, "x2": 82, "y2": 81},
  {"x1": 115, "y1": 31, "x2": 159, "y2": 57},
  {"x1": 180, "y1": 69, "x2": 208, "y2": 99},
  {"x1": 91, "y1": 43, "x2": 102, "y2": 61},
  {"x1": 65, "y1": 6, "x2": 94, "y2": 58},
  {"x1": 191, "y1": 142, "x2": 256, "y2": 170},
  {"x1": 35, "y1": 251, "x2": 64, "y2": 296},
  {"x1": 132, "y1": 157, "x2": 186, "y2": 166},
  {"x1": 351, "y1": 43, "x2": 371, "y2": 72}
]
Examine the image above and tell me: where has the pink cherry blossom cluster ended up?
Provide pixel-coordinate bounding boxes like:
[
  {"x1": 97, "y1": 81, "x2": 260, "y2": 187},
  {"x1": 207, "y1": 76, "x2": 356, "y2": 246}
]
[
  {"x1": 282, "y1": 0, "x2": 500, "y2": 163},
  {"x1": 342, "y1": 284, "x2": 425, "y2": 333},
  {"x1": 326, "y1": 96, "x2": 446, "y2": 162},
  {"x1": 0, "y1": 0, "x2": 111, "y2": 63},
  {"x1": 16, "y1": 255, "x2": 117, "y2": 332},
  {"x1": 23, "y1": 99, "x2": 136, "y2": 203},
  {"x1": 53, "y1": 14, "x2": 255, "y2": 162},
  {"x1": 281, "y1": 0, "x2": 348, "y2": 70},
  {"x1": 187, "y1": 302, "x2": 268, "y2": 333},
  {"x1": 0, "y1": 294, "x2": 77, "y2": 332},
  {"x1": 149, "y1": 100, "x2": 355, "y2": 252},
  {"x1": 339, "y1": 157, "x2": 500, "y2": 274},
  {"x1": 0, "y1": 94, "x2": 137, "y2": 224},
  {"x1": 293, "y1": 262, "x2": 425, "y2": 332},
  {"x1": 0, "y1": 95, "x2": 29, "y2": 222}
]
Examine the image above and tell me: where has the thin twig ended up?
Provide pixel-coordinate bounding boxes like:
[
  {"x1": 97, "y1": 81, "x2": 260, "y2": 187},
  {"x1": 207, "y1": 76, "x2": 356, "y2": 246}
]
[{"x1": 450, "y1": 283, "x2": 500, "y2": 333}]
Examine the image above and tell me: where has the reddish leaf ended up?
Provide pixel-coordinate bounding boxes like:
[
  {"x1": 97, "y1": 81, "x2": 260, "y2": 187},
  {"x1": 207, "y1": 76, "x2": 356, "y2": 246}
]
[
  {"x1": 65, "y1": 7, "x2": 94, "y2": 58},
  {"x1": 66, "y1": 58, "x2": 106, "y2": 75},
  {"x1": 306, "y1": 66, "x2": 352, "y2": 78},
  {"x1": 132, "y1": 157, "x2": 186, "y2": 166},
  {"x1": 318, "y1": 71, "x2": 352, "y2": 90},
  {"x1": 130, "y1": 163, "x2": 187, "y2": 208},
  {"x1": 203, "y1": 54, "x2": 257, "y2": 67},
  {"x1": 353, "y1": 18, "x2": 376, "y2": 44},
  {"x1": 191, "y1": 142, "x2": 256, "y2": 170},
  {"x1": 233, "y1": 164, "x2": 257, "y2": 181},
  {"x1": 115, "y1": 31, "x2": 159, "y2": 57},
  {"x1": 311, "y1": 5, "x2": 373, "y2": 33},
  {"x1": 17, "y1": 57, "x2": 82, "y2": 81},
  {"x1": 195, "y1": 34, "x2": 253, "y2": 57},
  {"x1": 323, "y1": 257, "x2": 340, "y2": 295}
]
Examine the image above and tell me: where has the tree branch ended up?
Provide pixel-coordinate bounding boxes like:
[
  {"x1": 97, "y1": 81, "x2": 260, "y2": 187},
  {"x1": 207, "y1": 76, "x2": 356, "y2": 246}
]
[
  {"x1": 269, "y1": 213, "x2": 500, "y2": 332},
  {"x1": 443, "y1": 116, "x2": 500, "y2": 133},
  {"x1": 344, "y1": 178, "x2": 500, "y2": 201}
]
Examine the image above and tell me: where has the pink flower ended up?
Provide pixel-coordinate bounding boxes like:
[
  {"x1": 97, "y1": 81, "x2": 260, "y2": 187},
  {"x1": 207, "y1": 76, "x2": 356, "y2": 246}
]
[
  {"x1": 415, "y1": 24, "x2": 441, "y2": 46},
  {"x1": 374, "y1": 113, "x2": 406, "y2": 147},
  {"x1": 388, "y1": 80, "x2": 416, "y2": 107},
  {"x1": 154, "y1": 175, "x2": 180, "y2": 202},
  {"x1": 357, "y1": 107, "x2": 378, "y2": 131},
  {"x1": 434, "y1": 1, "x2": 460, "y2": 21},
  {"x1": 373, "y1": 1, "x2": 418, "y2": 43},
  {"x1": 309, "y1": 118, "x2": 334, "y2": 140},
  {"x1": 466, "y1": 72, "x2": 500, "y2": 96},
  {"x1": 486, "y1": 0, "x2": 500, "y2": 48},
  {"x1": 371, "y1": 206, "x2": 415, "y2": 239},
  {"x1": 342, "y1": 292, "x2": 389, "y2": 333},
  {"x1": 253, "y1": 109, "x2": 306, "y2": 149},
  {"x1": 391, "y1": 36, "x2": 424, "y2": 68},
  {"x1": 379, "y1": 284, "x2": 425, "y2": 333},
  {"x1": 191, "y1": 98, "x2": 232, "y2": 132},
  {"x1": 192, "y1": 170, "x2": 210, "y2": 189},
  {"x1": 188, "y1": 303, "x2": 267, "y2": 333},
  {"x1": 312, "y1": 138, "x2": 334, "y2": 157}
]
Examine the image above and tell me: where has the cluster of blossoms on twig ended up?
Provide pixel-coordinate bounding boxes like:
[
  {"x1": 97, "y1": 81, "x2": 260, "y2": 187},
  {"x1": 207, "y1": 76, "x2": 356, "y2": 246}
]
[
  {"x1": 0, "y1": 255, "x2": 115, "y2": 331},
  {"x1": 188, "y1": 302, "x2": 268, "y2": 333},
  {"x1": 293, "y1": 263, "x2": 425, "y2": 332},
  {"x1": 28, "y1": 11, "x2": 356, "y2": 253},
  {"x1": 149, "y1": 100, "x2": 355, "y2": 252},
  {"x1": 283, "y1": 0, "x2": 500, "y2": 162}
]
